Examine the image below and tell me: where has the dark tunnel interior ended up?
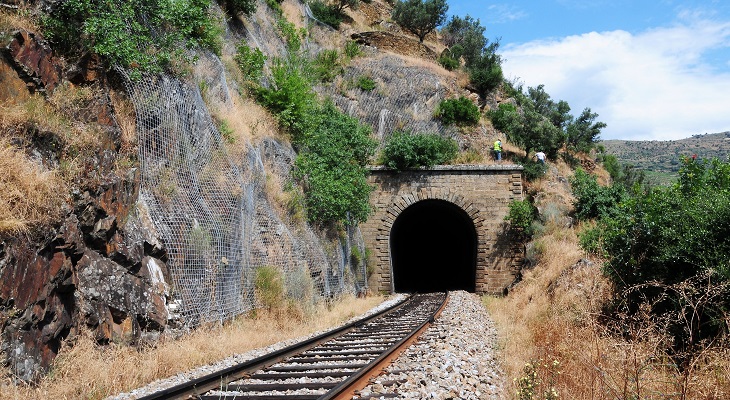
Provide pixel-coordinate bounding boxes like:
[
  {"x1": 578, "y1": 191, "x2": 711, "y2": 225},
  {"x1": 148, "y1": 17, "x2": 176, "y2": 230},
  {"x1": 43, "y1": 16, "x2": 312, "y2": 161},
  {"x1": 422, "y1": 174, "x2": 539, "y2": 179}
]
[{"x1": 390, "y1": 199, "x2": 477, "y2": 293}]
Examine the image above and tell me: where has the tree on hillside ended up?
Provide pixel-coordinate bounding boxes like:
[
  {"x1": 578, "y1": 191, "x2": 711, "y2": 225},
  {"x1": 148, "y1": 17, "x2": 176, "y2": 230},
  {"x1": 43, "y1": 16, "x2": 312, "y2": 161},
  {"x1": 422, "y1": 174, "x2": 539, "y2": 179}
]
[
  {"x1": 468, "y1": 45, "x2": 503, "y2": 98},
  {"x1": 566, "y1": 108, "x2": 606, "y2": 153},
  {"x1": 392, "y1": 0, "x2": 448, "y2": 43},
  {"x1": 441, "y1": 15, "x2": 486, "y2": 67},
  {"x1": 488, "y1": 86, "x2": 566, "y2": 158}
]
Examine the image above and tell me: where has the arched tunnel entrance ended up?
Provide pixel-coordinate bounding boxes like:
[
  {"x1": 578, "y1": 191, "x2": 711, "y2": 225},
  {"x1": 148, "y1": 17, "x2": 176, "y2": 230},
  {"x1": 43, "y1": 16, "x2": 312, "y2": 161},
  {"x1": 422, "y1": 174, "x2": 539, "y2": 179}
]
[{"x1": 390, "y1": 199, "x2": 477, "y2": 293}]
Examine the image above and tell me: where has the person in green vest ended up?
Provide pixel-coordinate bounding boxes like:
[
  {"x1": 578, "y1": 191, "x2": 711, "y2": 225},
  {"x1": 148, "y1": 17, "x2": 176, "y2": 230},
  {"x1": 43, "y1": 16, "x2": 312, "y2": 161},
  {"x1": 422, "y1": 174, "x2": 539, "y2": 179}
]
[{"x1": 493, "y1": 139, "x2": 502, "y2": 161}]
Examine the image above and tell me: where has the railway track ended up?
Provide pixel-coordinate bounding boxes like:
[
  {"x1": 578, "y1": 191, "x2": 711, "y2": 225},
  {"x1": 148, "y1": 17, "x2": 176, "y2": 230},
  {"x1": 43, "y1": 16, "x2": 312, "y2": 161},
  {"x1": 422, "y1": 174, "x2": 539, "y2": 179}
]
[{"x1": 137, "y1": 292, "x2": 448, "y2": 400}]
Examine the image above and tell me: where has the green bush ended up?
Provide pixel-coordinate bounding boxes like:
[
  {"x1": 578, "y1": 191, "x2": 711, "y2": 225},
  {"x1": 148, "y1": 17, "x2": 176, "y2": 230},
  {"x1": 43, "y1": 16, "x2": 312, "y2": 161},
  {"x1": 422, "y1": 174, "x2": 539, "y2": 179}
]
[
  {"x1": 218, "y1": 120, "x2": 235, "y2": 144},
  {"x1": 505, "y1": 199, "x2": 537, "y2": 239},
  {"x1": 218, "y1": 0, "x2": 256, "y2": 16},
  {"x1": 515, "y1": 155, "x2": 547, "y2": 182},
  {"x1": 43, "y1": 0, "x2": 223, "y2": 79},
  {"x1": 309, "y1": 0, "x2": 344, "y2": 29},
  {"x1": 468, "y1": 51, "x2": 503, "y2": 98},
  {"x1": 313, "y1": 49, "x2": 342, "y2": 82},
  {"x1": 569, "y1": 168, "x2": 624, "y2": 221},
  {"x1": 487, "y1": 102, "x2": 519, "y2": 132},
  {"x1": 277, "y1": 18, "x2": 303, "y2": 51},
  {"x1": 577, "y1": 221, "x2": 604, "y2": 257},
  {"x1": 256, "y1": 55, "x2": 314, "y2": 138},
  {"x1": 344, "y1": 40, "x2": 362, "y2": 58},
  {"x1": 254, "y1": 265, "x2": 284, "y2": 311},
  {"x1": 437, "y1": 49, "x2": 459, "y2": 71},
  {"x1": 294, "y1": 101, "x2": 377, "y2": 225},
  {"x1": 379, "y1": 131, "x2": 458, "y2": 171},
  {"x1": 356, "y1": 76, "x2": 376, "y2": 91},
  {"x1": 593, "y1": 157, "x2": 730, "y2": 349},
  {"x1": 234, "y1": 43, "x2": 266, "y2": 82},
  {"x1": 437, "y1": 96, "x2": 480, "y2": 126}
]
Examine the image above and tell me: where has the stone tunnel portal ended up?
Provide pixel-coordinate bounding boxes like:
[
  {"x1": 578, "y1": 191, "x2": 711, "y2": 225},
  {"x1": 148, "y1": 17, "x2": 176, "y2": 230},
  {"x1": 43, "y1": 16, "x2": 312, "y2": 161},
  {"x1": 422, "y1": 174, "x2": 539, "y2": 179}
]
[{"x1": 390, "y1": 199, "x2": 477, "y2": 293}]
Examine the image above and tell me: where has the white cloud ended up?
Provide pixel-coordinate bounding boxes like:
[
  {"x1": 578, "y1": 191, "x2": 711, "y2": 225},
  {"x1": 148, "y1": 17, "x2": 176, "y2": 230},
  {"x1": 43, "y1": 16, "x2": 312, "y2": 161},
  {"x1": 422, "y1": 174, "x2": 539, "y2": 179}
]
[
  {"x1": 485, "y1": 4, "x2": 527, "y2": 24},
  {"x1": 501, "y1": 17, "x2": 730, "y2": 140}
]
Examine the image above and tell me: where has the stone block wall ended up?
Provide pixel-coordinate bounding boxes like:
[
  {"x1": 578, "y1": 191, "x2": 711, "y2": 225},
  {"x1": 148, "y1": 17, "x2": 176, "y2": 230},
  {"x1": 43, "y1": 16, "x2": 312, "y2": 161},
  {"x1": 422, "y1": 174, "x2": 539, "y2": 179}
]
[{"x1": 361, "y1": 165, "x2": 524, "y2": 295}]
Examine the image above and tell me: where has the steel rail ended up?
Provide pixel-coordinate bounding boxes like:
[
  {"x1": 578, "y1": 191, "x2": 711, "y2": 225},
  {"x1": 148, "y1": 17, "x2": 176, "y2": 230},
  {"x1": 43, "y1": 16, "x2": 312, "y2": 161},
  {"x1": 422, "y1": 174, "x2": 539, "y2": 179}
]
[
  {"x1": 137, "y1": 295, "x2": 414, "y2": 400},
  {"x1": 323, "y1": 292, "x2": 448, "y2": 400}
]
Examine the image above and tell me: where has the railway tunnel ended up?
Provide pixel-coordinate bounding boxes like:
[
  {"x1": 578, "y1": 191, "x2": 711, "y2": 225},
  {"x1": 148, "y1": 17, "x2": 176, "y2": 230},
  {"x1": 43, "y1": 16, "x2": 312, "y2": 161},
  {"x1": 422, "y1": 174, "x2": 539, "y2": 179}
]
[{"x1": 390, "y1": 199, "x2": 477, "y2": 293}]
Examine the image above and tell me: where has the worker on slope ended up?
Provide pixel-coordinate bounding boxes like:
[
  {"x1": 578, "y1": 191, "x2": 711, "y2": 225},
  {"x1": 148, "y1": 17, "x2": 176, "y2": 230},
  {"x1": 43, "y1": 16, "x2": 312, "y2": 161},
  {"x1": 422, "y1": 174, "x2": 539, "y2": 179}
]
[
  {"x1": 493, "y1": 139, "x2": 502, "y2": 161},
  {"x1": 534, "y1": 151, "x2": 546, "y2": 164}
]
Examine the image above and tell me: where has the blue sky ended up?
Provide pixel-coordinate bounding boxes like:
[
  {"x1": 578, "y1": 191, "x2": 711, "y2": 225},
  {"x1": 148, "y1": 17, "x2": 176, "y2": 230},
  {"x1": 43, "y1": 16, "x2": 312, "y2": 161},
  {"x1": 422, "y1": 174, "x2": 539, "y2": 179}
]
[{"x1": 446, "y1": 1, "x2": 730, "y2": 140}]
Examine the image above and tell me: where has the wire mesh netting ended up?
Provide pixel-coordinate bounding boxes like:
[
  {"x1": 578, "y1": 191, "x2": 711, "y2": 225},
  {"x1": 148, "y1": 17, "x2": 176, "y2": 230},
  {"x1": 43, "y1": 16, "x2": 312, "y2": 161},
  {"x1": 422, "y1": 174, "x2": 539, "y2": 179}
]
[
  {"x1": 121, "y1": 68, "x2": 367, "y2": 328},
  {"x1": 115, "y1": 0, "x2": 470, "y2": 328}
]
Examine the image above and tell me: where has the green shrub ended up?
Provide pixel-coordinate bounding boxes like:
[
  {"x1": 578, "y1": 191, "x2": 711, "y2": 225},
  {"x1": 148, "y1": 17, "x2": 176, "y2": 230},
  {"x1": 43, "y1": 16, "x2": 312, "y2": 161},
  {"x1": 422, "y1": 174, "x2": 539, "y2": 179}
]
[
  {"x1": 218, "y1": 120, "x2": 235, "y2": 144},
  {"x1": 437, "y1": 48, "x2": 459, "y2": 71},
  {"x1": 43, "y1": 0, "x2": 223, "y2": 79},
  {"x1": 344, "y1": 40, "x2": 362, "y2": 58},
  {"x1": 569, "y1": 168, "x2": 624, "y2": 221},
  {"x1": 515, "y1": 155, "x2": 547, "y2": 182},
  {"x1": 277, "y1": 18, "x2": 303, "y2": 51},
  {"x1": 256, "y1": 56, "x2": 314, "y2": 138},
  {"x1": 468, "y1": 52, "x2": 503, "y2": 97},
  {"x1": 356, "y1": 76, "x2": 376, "y2": 91},
  {"x1": 309, "y1": 0, "x2": 344, "y2": 29},
  {"x1": 379, "y1": 131, "x2": 458, "y2": 171},
  {"x1": 218, "y1": 0, "x2": 256, "y2": 16},
  {"x1": 294, "y1": 101, "x2": 377, "y2": 224},
  {"x1": 505, "y1": 198, "x2": 537, "y2": 239},
  {"x1": 436, "y1": 96, "x2": 480, "y2": 126},
  {"x1": 313, "y1": 49, "x2": 342, "y2": 82},
  {"x1": 487, "y1": 102, "x2": 519, "y2": 132},
  {"x1": 577, "y1": 221, "x2": 604, "y2": 256},
  {"x1": 254, "y1": 265, "x2": 284, "y2": 311},
  {"x1": 234, "y1": 43, "x2": 266, "y2": 82},
  {"x1": 594, "y1": 157, "x2": 730, "y2": 350}
]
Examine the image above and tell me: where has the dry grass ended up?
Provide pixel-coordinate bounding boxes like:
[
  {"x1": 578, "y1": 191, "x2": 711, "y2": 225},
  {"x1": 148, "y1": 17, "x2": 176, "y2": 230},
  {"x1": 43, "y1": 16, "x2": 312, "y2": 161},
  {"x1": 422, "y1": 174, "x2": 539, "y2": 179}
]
[
  {"x1": 0, "y1": 94, "x2": 68, "y2": 135},
  {"x1": 108, "y1": 88, "x2": 137, "y2": 162},
  {"x1": 214, "y1": 91, "x2": 280, "y2": 159},
  {"x1": 0, "y1": 294, "x2": 388, "y2": 399},
  {"x1": 0, "y1": 138, "x2": 66, "y2": 237},
  {"x1": 281, "y1": 0, "x2": 305, "y2": 31},
  {"x1": 486, "y1": 159, "x2": 730, "y2": 399},
  {"x1": 0, "y1": 7, "x2": 39, "y2": 34}
]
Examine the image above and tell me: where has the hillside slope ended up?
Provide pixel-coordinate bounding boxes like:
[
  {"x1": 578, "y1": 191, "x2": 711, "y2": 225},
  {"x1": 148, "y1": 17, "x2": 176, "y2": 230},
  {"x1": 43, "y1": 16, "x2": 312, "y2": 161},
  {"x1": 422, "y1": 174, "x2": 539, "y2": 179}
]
[{"x1": 601, "y1": 131, "x2": 730, "y2": 176}]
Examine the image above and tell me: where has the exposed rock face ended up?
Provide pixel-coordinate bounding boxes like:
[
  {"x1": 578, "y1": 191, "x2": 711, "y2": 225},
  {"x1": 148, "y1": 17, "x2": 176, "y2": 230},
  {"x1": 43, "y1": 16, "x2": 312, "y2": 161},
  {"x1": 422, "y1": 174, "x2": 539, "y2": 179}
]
[
  {"x1": 0, "y1": 29, "x2": 172, "y2": 379},
  {"x1": 351, "y1": 31, "x2": 438, "y2": 59},
  {"x1": 0, "y1": 168, "x2": 171, "y2": 381},
  {"x1": 3, "y1": 29, "x2": 63, "y2": 94}
]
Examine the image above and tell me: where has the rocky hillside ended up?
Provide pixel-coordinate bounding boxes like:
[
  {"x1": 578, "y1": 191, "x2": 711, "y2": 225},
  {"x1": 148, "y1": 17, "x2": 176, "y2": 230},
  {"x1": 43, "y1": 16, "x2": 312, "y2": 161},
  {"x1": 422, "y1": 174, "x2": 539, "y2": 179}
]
[
  {"x1": 0, "y1": 0, "x2": 497, "y2": 383},
  {"x1": 601, "y1": 131, "x2": 730, "y2": 178}
]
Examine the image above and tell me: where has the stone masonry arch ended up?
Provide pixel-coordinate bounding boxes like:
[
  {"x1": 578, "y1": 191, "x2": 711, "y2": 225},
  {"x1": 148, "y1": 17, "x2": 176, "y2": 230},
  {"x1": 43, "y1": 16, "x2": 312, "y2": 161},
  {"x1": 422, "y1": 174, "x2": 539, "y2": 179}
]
[{"x1": 361, "y1": 165, "x2": 524, "y2": 294}]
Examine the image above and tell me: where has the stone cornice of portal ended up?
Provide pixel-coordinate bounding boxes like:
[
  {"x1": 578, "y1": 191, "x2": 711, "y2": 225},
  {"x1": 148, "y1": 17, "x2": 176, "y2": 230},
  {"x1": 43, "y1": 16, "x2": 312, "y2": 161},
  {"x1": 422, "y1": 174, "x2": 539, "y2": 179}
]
[{"x1": 368, "y1": 164, "x2": 524, "y2": 172}]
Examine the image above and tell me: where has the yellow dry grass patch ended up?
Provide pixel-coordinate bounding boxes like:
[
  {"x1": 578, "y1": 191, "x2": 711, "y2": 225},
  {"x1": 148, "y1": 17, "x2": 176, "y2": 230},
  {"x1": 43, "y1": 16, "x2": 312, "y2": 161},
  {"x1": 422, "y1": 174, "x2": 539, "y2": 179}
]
[
  {"x1": 108, "y1": 88, "x2": 138, "y2": 166},
  {"x1": 0, "y1": 294, "x2": 388, "y2": 400},
  {"x1": 0, "y1": 7, "x2": 39, "y2": 33},
  {"x1": 281, "y1": 0, "x2": 306, "y2": 31},
  {"x1": 213, "y1": 91, "x2": 280, "y2": 160},
  {"x1": 0, "y1": 138, "x2": 66, "y2": 237}
]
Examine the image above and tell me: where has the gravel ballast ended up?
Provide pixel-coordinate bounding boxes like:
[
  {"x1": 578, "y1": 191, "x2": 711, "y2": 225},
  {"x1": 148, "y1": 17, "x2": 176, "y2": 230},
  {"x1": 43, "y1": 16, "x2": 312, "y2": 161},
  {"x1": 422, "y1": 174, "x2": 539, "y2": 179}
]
[
  {"x1": 108, "y1": 291, "x2": 503, "y2": 399},
  {"x1": 355, "y1": 290, "x2": 503, "y2": 399}
]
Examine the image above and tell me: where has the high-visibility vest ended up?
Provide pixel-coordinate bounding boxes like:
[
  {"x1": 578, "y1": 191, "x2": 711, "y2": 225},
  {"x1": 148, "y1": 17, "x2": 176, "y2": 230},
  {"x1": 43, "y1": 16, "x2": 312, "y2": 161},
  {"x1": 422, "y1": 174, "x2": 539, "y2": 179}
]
[{"x1": 494, "y1": 141, "x2": 502, "y2": 151}]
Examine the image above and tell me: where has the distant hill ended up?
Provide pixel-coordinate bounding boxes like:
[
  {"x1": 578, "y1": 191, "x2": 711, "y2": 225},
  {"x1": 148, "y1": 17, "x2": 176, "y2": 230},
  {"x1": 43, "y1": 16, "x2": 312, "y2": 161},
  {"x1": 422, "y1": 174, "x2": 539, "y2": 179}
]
[{"x1": 600, "y1": 131, "x2": 730, "y2": 183}]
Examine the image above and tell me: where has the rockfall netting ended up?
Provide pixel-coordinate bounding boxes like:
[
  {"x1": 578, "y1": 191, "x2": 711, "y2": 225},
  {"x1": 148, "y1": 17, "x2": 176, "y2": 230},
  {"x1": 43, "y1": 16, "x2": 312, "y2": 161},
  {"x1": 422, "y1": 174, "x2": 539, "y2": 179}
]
[
  {"x1": 121, "y1": 67, "x2": 367, "y2": 327},
  {"x1": 317, "y1": 54, "x2": 463, "y2": 144}
]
